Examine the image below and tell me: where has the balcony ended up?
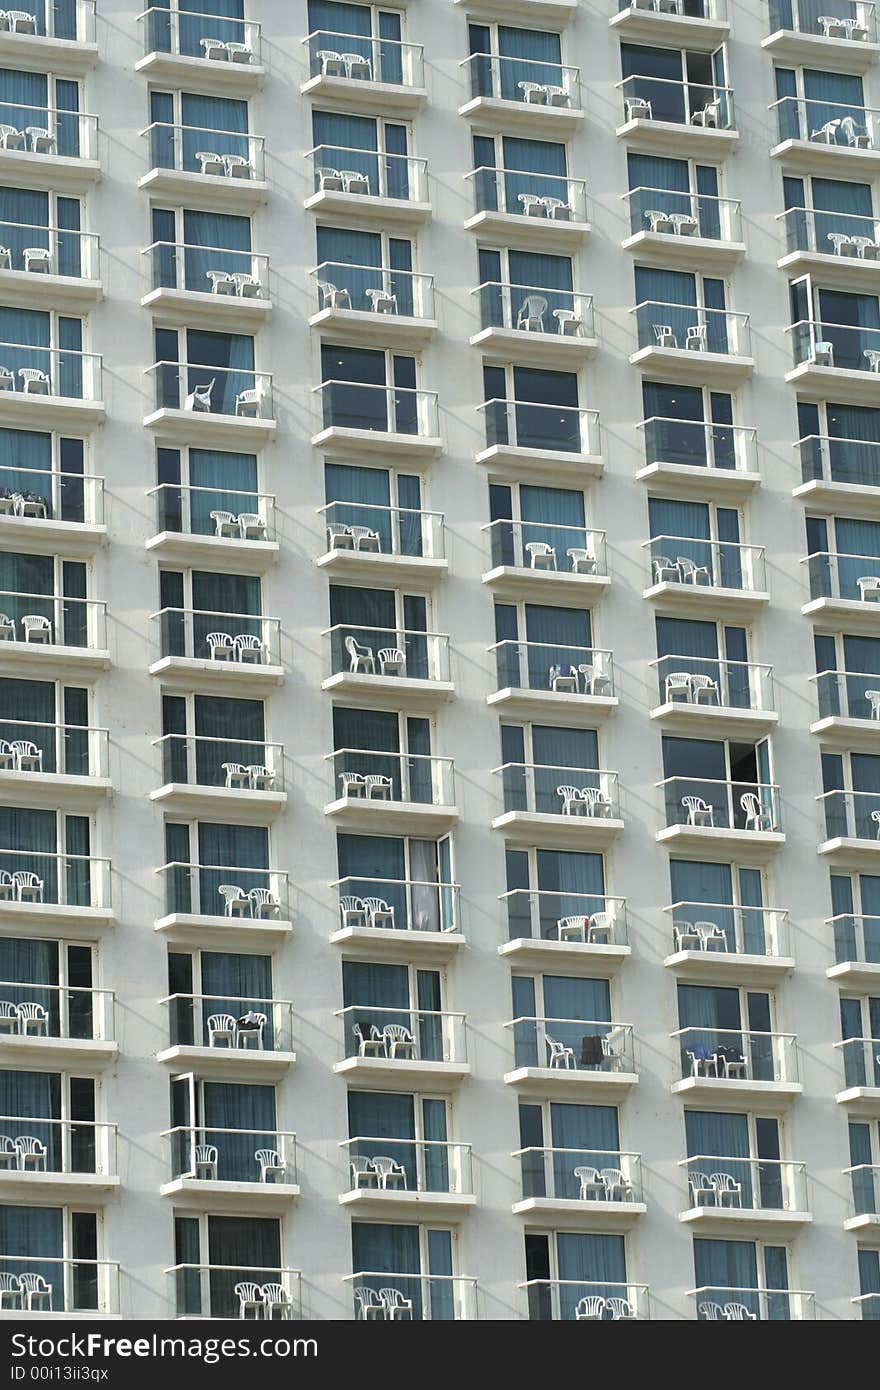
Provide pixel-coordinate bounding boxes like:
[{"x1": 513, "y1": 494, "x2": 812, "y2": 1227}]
[
  {"x1": 521, "y1": 1279, "x2": 649, "y2": 1320},
  {"x1": 330, "y1": 876, "x2": 464, "y2": 959},
  {"x1": 144, "y1": 362, "x2": 276, "y2": 446},
  {"x1": 139, "y1": 124, "x2": 267, "y2": 210},
  {"x1": 0, "y1": 718, "x2": 110, "y2": 806},
  {"x1": 671, "y1": 1026, "x2": 802, "y2": 1102},
  {"x1": 503, "y1": 1016, "x2": 637, "y2": 1096},
  {"x1": 836, "y1": 1036, "x2": 880, "y2": 1108},
  {"x1": 0, "y1": 1117, "x2": 118, "y2": 1200},
  {"x1": 312, "y1": 380, "x2": 441, "y2": 456},
  {"x1": 322, "y1": 623, "x2": 453, "y2": 708},
  {"x1": 0, "y1": 979, "x2": 116, "y2": 1066},
  {"x1": 650, "y1": 656, "x2": 777, "y2": 735},
  {"x1": 644, "y1": 538, "x2": 768, "y2": 616},
  {"x1": 347, "y1": 1272, "x2": 476, "y2": 1321},
  {"x1": 497, "y1": 890, "x2": 630, "y2": 973},
  {"x1": 771, "y1": 96, "x2": 880, "y2": 171},
  {"x1": 0, "y1": 220, "x2": 100, "y2": 311},
  {"x1": 149, "y1": 608, "x2": 282, "y2": 688},
  {"x1": 664, "y1": 901, "x2": 793, "y2": 983},
  {"x1": 160, "y1": 1126, "x2": 299, "y2": 1208},
  {"x1": 0, "y1": 465, "x2": 104, "y2": 555},
  {"x1": 142, "y1": 242, "x2": 270, "y2": 330},
  {"x1": 801, "y1": 549, "x2": 880, "y2": 624},
  {"x1": 469, "y1": 282, "x2": 596, "y2": 364},
  {"x1": 636, "y1": 416, "x2": 759, "y2": 494},
  {"x1": 491, "y1": 763, "x2": 623, "y2": 848},
  {"x1": 0, "y1": 103, "x2": 99, "y2": 188},
  {"x1": 623, "y1": 187, "x2": 744, "y2": 269},
  {"x1": 0, "y1": 343, "x2": 103, "y2": 428},
  {"x1": 167, "y1": 1264, "x2": 300, "y2": 1321},
  {"x1": 827, "y1": 911, "x2": 880, "y2": 984},
  {"x1": 301, "y1": 31, "x2": 425, "y2": 111},
  {"x1": 0, "y1": 848, "x2": 111, "y2": 929},
  {"x1": 146, "y1": 483, "x2": 277, "y2": 573},
  {"x1": 795, "y1": 434, "x2": 880, "y2": 511},
  {"x1": 154, "y1": 862, "x2": 292, "y2": 942},
  {"x1": 151, "y1": 734, "x2": 286, "y2": 820},
  {"x1": 339, "y1": 1137, "x2": 475, "y2": 1220},
  {"x1": 844, "y1": 1162, "x2": 880, "y2": 1228},
  {"x1": 335, "y1": 1004, "x2": 469, "y2": 1089},
  {"x1": 138, "y1": 7, "x2": 264, "y2": 92},
  {"x1": 487, "y1": 640, "x2": 616, "y2": 722},
  {"x1": 818, "y1": 788, "x2": 880, "y2": 863},
  {"x1": 0, "y1": 1, "x2": 97, "y2": 76},
  {"x1": 657, "y1": 776, "x2": 784, "y2": 858},
  {"x1": 787, "y1": 318, "x2": 880, "y2": 402},
  {"x1": 464, "y1": 166, "x2": 590, "y2": 248},
  {"x1": 616, "y1": 75, "x2": 738, "y2": 155},
  {"x1": 764, "y1": 0, "x2": 879, "y2": 68},
  {"x1": 305, "y1": 146, "x2": 430, "y2": 224},
  {"x1": 481, "y1": 520, "x2": 608, "y2": 601},
  {"x1": 325, "y1": 749, "x2": 457, "y2": 834},
  {"x1": 317, "y1": 501, "x2": 446, "y2": 584},
  {"x1": 611, "y1": 0, "x2": 730, "y2": 48},
  {"x1": 688, "y1": 1285, "x2": 815, "y2": 1320},
  {"x1": 0, "y1": 1256, "x2": 119, "y2": 1320},
  {"x1": 476, "y1": 399, "x2": 602, "y2": 482},
  {"x1": 680, "y1": 1157, "x2": 810, "y2": 1232},
  {"x1": 630, "y1": 302, "x2": 753, "y2": 382},
  {"x1": 309, "y1": 263, "x2": 436, "y2": 347},
  {"x1": 512, "y1": 1146, "x2": 645, "y2": 1228},
  {"x1": 0, "y1": 593, "x2": 108, "y2": 674},
  {"x1": 777, "y1": 207, "x2": 880, "y2": 288},
  {"x1": 810, "y1": 668, "x2": 880, "y2": 745},
  {"x1": 156, "y1": 991, "x2": 295, "y2": 1077},
  {"x1": 458, "y1": 53, "x2": 583, "y2": 133}
]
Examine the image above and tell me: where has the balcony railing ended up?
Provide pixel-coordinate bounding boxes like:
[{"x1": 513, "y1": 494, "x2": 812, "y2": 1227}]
[
  {"x1": 682, "y1": 1155, "x2": 807, "y2": 1212},
  {"x1": 0, "y1": 848, "x2": 110, "y2": 911},
  {"x1": 624, "y1": 186, "x2": 742, "y2": 242},
  {"x1": 828, "y1": 911, "x2": 880, "y2": 964},
  {"x1": 151, "y1": 607, "x2": 281, "y2": 665},
  {"x1": 798, "y1": 434, "x2": 880, "y2": 488},
  {"x1": 149, "y1": 483, "x2": 275, "y2": 542},
  {"x1": 505, "y1": 1016, "x2": 635, "y2": 1073},
  {"x1": 772, "y1": 95, "x2": 880, "y2": 148},
  {"x1": 837, "y1": 1035, "x2": 880, "y2": 1086},
  {"x1": 658, "y1": 776, "x2": 781, "y2": 833},
  {"x1": 769, "y1": 0, "x2": 876, "y2": 41},
  {"x1": 789, "y1": 318, "x2": 880, "y2": 373},
  {"x1": 818, "y1": 787, "x2": 880, "y2": 842},
  {"x1": 6, "y1": 0, "x2": 97, "y2": 42},
  {"x1": 473, "y1": 281, "x2": 594, "y2": 339},
  {"x1": 167, "y1": 1263, "x2": 300, "y2": 1320},
  {"x1": 854, "y1": 1291, "x2": 880, "y2": 1318},
  {"x1": 0, "y1": 464, "x2": 104, "y2": 526},
  {"x1": 0, "y1": 220, "x2": 99, "y2": 279},
  {"x1": 0, "y1": 1255, "x2": 118, "y2": 1316},
  {"x1": 334, "y1": 875, "x2": 461, "y2": 937},
  {"x1": 617, "y1": 0, "x2": 727, "y2": 17},
  {"x1": 515, "y1": 1146, "x2": 643, "y2": 1205},
  {"x1": 638, "y1": 416, "x2": 757, "y2": 475},
  {"x1": 341, "y1": 1136, "x2": 472, "y2": 1197},
  {"x1": 161, "y1": 991, "x2": 294, "y2": 1052},
  {"x1": 347, "y1": 1272, "x2": 477, "y2": 1320},
  {"x1": 672, "y1": 1026, "x2": 799, "y2": 1083},
  {"x1": 319, "y1": 500, "x2": 444, "y2": 561},
  {"x1": 632, "y1": 301, "x2": 751, "y2": 356},
  {"x1": 500, "y1": 889, "x2": 628, "y2": 948},
  {"x1": 311, "y1": 261, "x2": 434, "y2": 319},
  {"x1": 0, "y1": 978, "x2": 114, "y2": 1042},
  {"x1": 0, "y1": 590, "x2": 105, "y2": 649},
  {"x1": 521, "y1": 1278, "x2": 648, "y2": 1321},
  {"x1": 307, "y1": 145, "x2": 428, "y2": 203},
  {"x1": 144, "y1": 241, "x2": 269, "y2": 299},
  {"x1": 0, "y1": 718, "x2": 108, "y2": 778},
  {"x1": 140, "y1": 6, "x2": 261, "y2": 62},
  {"x1": 154, "y1": 734, "x2": 284, "y2": 793},
  {"x1": 314, "y1": 380, "x2": 438, "y2": 438},
  {"x1": 652, "y1": 655, "x2": 774, "y2": 713},
  {"x1": 156, "y1": 862, "x2": 290, "y2": 922},
  {"x1": 846, "y1": 1162, "x2": 880, "y2": 1217},
  {"x1": 466, "y1": 165, "x2": 589, "y2": 224},
  {"x1": 494, "y1": 762, "x2": 619, "y2": 820},
  {"x1": 146, "y1": 361, "x2": 274, "y2": 421},
  {"x1": 690, "y1": 1285, "x2": 815, "y2": 1320},
  {"x1": 478, "y1": 398, "x2": 600, "y2": 456},
  {"x1": 490, "y1": 639, "x2": 614, "y2": 697},
  {"x1": 483, "y1": 520, "x2": 606, "y2": 576},
  {"x1": 0, "y1": 102, "x2": 98, "y2": 161},
  {"x1": 0, "y1": 342, "x2": 102, "y2": 400},
  {"x1": 812, "y1": 668, "x2": 880, "y2": 722},
  {"x1": 304, "y1": 30, "x2": 423, "y2": 87},
  {"x1": 665, "y1": 901, "x2": 789, "y2": 957},
  {"x1": 328, "y1": 748, "x2": 454, "y2": 807},
  {"x1": 0, "y1": 1115, "x2": 116, "y2": 1177},
  {"x1": 646, "y1": 536, "x2": 766, "y2": 591},
  {"x1": 143, "y1": 123, "x2": 265, "y2": 181},
  {"x1": 163, "y1": 1126, "x2": 297, "y2": 1186},
  {"x1": 802, "y1": 549, "x2": 880, "y2": 601},
  {"x1": 460, "y1": 52, "x2": 581, "y2": 107},
  {"x1": 336, "y1": 1003, "x2": 467, "y2": 1066},
  {"x1": 325, "y1": 622, "x2": 450, "y2": 683},
  {"x1": 778, "y1": 206, "x2": 880, "y2": 260},
  {"x1": 617, "y1": 74, "x2": 735, "y2": 130}
]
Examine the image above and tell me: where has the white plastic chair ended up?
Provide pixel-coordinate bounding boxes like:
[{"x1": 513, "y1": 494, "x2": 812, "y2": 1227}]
[
  {"x1": 248, "y1": 888, "x2": 279, "y2": 918},
  {"x1": 365, "y1": 288, "x2": 397, "y2": 314},
  {"x1": 575, "y1": 1295, "x2": 606, "y2": 1320},
  {"x1": 557, "y1": 915, "x2": 589, "y2": 942},
  {"x1": 316, "y1": 50, "x2": 346, "y2": 77},
  {"x1": 206, "y1": 631, "x2": 236, "y2": 660},
  {"x1": 223, "y1": 154, "x2": 252, "y2": 179},
  {"x1": 234, "y1": 633, "x2": 265, "y2": 662},
  {"x1": 557, "y1": 784, "x2": 588, "y2": 816},
  {"x1": 858, "y1": 576, "x2": 880, "y2": 602},
  {"x1": 233, "y1": 273, "x2": 262, "y2": 298},
  {"x1": 0, "y1": 1002, "x2": 17, "y2": 1034},
  {"x1": 10, "y1": 740, "x2": 41, "y2": 771},
  {"x1": 226, "y1": 42, "x2": 253, "y2": 63},
  {"x1": 653, "y1": 323, "x2": 677, "y2": 348},
  {"x1": 341, "y1": 169, "x2": 370, "y2": 194},
  {"x1": 518, "y1": 80, "x2": 547, "y2": 105},
  {"x1": 184, "y1": 378, "x2": 214, "y2": 411},
  {"x1": 574, "y1": 1165, "x2": 606, "y2": 1200},
  {"x1": 606, "y1": 1296, "x2": 636, "y2": 1320},
  {"x1": 516, "y1": 295, "x2": 548, "y2": 332},
  {"x1": 26, "y1": 127, "x2": 54, "y2": 154},
  {"x1": 354, "y1": 1287, "x2": 385, "y2": 1318},
  {"x1": 200, "y1": 36, "x2": 227, "y2": 61},
  {"x1": 378, "y1": 647, "x2": 405, "y2": 676},
  {"x1": 677, "y1": 555, "x2": 711, "y2": 585},
  {"x1": 549, "y1": 663, "x2": 579, "y2": 693},
  {"x1": 15, "y1": 1136, "x2": 46, "y2": 1171},
  {"x1": 238, "y1": 513, "x2": 267, "y2": 540},
  {"x1": 671, "y1": 213, "x2": 698, "y2": 236},
  {"x1": 218, "y1": 884, "x2": 249, "y2": 917},
  {"x1": 646, "y1": 209, "x2": 675, "y2": 234},
  {"x1": 347, "y1": 524, "x2": 380, "y2": 551},
  {"x1": 0, "y1": 126, "x2": 23, "y2": 150},
  {"x1": 207, "y1": 1013, "x2": 237, "y2": 1047},
  {"x1": 724, "y1": 1302, "x2": 757, "y2": 1321},
  {"x1": 23, "y1": 247, "x2": 50, "y2": 273},
  {"x1": 234, "y1": 1281, "x2": 264, "y2": 1319},
  {"x1": 13, "y1": 871, "x2": 42, "y2": 901},
  {"x1": 588, "y1": 911, "x2": 615, "y2": 944},
  {"x1": 317, "y1": 167, "x2": 345, "y2": 191},
  {"x1": 210, "y1": 509, "x2": 238, "y2": 537},
  {"x1": 673, "y1": 921, "x2": 702, "y2": 950},
  {"x1": 19, "y1": 1274, "x2": 51, "y2": 1311},
  {"x1": 691, "y1": 99, "x2": 721, "y2": 128},
  {"x1": 363, "y1": 897, "x2": 395, "y2": 928},
  {"x1": 690, "y1": 674, "x2": 719, "y2": 704},
  {"x1": 625, "y1": 96, "x2": 652, "y2": 120},
  {"x1": 196, "y1": 152, "x2": 225, "y2": 177},
  {"x1": 525, "y1": 541, "x2": 556, "y2": 570},
  {"x1": 864, "y1": 350, "x2": 880, "y2": 373},
  {"x1": 317, "y1": 279, "x2": 351, "y2": 310},
  {"x1": 0, "y1": 1274, "x2": 21, "y2": 1310},
  {"x1": 840, "y1": 115, "x2": 871, "y2": 148},
  {"x1": 583, "y1": 786, "x2": 613, "y2": 818},
  {"x1": 665, "y1": 671, "x2": 693, "y2": 703},
  {"x1": 685, "y1": 324, "x2": 708, "y2": 352},
  {"x1": 372, "y1": 1155, "x2": 406, "y2": 1189},
  {"x1": 740, "y1": 792, "x2": 772, "y2": 831},
  {"x1": 247, "y1": 764, "x2": 274, "y2": 791},
  {"x1": 235, "y1": 382, "x2": 266, "y2": 417},
  {"x1": 383, "y1": 1023, "x2": 416, "y2": 1058},
  {"x1": 828, "y1": 232, "x2": 856, "y2": 257},
  {"x1": 567, "y1": 546, "x2": 597, "y2": 574},
  {"x1": 363, "y1": 775, "x2": 392, "y2": 800},
  {"x1": 339, "y1": 896, "x2": 368, "y2": 928},
  {"x1": 699, "y1": 1301, "x2": 726, "y2": 1320},
  {"x1": 194, "y1": 1143, "x2": 218, "y2": 1179},
  {"x1": 255, "y1": 1148, "x2": 284, "y2": 1183},
  {"x1": 350, "y1": 1155, "x2": 378, "y2": 1188},
  {"x1": 682, "y1": 795, "x2": 714, "y2": 827},
  {"x1": 518, "y1": 193, "x2": 547, "y2": 218},
  {"x1": 379, "y1": 1288, "x2": 413, "y2": 1320},
  {"x1": 547, "y1": 1034, "x2": 575, "y2": 1069},
  {"x1": 689, "y1": 1171, "x2": 717, "y2": 1205},
  {"x1": 343, "y1": 53, "x2": 372, "y2": 80},
  {"x1": 554, "y1": 308, "x2": 583, "y2": 336},
  {"x1": 865, "y1": 690, "x2": 880, "y2": 720},
  {"x1": 261, "y1": 1284, "x2": 291, "y2": 1319},
  {"x1": 206, "y1": 270, "x2": 235, "y2": 295},
  {"x1": 18, "y1": 368, "x2": 49, "y2": 394},
  {"x1": 711, "y1": 1172, "x2": 742, "y2": 1207},
  {"x1": 339, "y1": 773, "x2": 366, "y2": 799},
  {"x1": 16, "y1": 1001, "x2": 47, "y2": 1035},
  {"x1": 345, "y1": 636, "x2": 375, "y2": 673},
  {"x1": 353, "y1": 1023, "x2": 386, "y2": 1056}
]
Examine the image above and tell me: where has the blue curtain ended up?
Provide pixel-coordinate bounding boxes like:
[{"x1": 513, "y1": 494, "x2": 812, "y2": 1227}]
[
  {"x1": 190, "y1": 569, "x2": 260, "y2": 652},
  {"x1": 0, "y1": 1205, "x2": 64, "y2": 1311},
  {"x1": 351, "y1": 1222, "x2": 424, "y2": 1317},
  {"x1": 634, "y1": 266, "x2": 699, "y2": 348},
  {"x1": 0, "y1": 1070, "x2": 60, "y2": 1172},
  {"x1": 502, "y1": 136, "x2": 567, "y2": 215},
  {"x1": 684, "y1": 1111, "x2": 753, "y2": 1206},
  {"x1": 0, "y1": 805, "x2": 58, "y2": 902},
  {"x1": 182, "y1": 211, "x2": 251, "y2": 293},
  {"x1": 347, "y1": 1091, "x2": 422, "y2": 1191},
  {"x1": 337, "y1": 833, "x2": 409, "y2": 933},
  {"x1": 315, "y1": 226, "x2": 389, "y2": 313},
  {"x1": 312, "y1": 110, "x2": 379, "y2": 193},
  {"x1": 178, "y1": 0, "x2": 245, "y2": 58},
  {"x1": 826, "y1": 404, "x2": 880, "y2": 487},
  {"x1": 0, "y1": 307, "x2": 49, "y2": 388},
  {"x1": 0, "y1": 935, "x2": 58, "y2": 1030},
  {"x1": 206, "y1": 1215, "x2": 280, "y2": 1319},
  {"x1": 545, "y1": 1103, "x2": 619, "y2": 1202},
  {"x1": 181, "y1": 94, "x2": 248, "y2": 174},
  {"x1": 804, "y1": 69, "x2": 866, "y2": 144},
  {"x1": 0, "y1": 69, "x2": 47, "y2": 144},
  {"x1": 0, "y1": 427, "x2": 53, "y2": 519},
  {"x1": 811, "y1": 177, "x2": 873, "y2": 250},
  {"x1": 626, "y1": 152, "x2": 690, "y2": 232},
  {"x1": 649, "y1": 497, "x2": 713, "y2": 579},
  {"x1": 197, "y1": 822, "x2": 268, "y2": 915},
  {"x1": 185, "y1": 327, "x2": 255, "y2": 417},
  {"x1": 528, "y1": 726, "x2": 598, "y2": 815},
  {"x1": 522, "y1": 603, "x2": 591, "y2": 689},
  {"x1": 0, "y1": 188, "x2": 49, "y2": 273},
  {"x1": 497, "y1": 26, "x2": 561, "y2": 101},
  {"x1": 324, "y1": 460, "x2": 393, "y2": 550},
  {"x1": 849, "y1": 1121, "x2": 876, "y2": 1214},
  {"x1": 187, "y1": 449, "x2": 257, "y2": 534},
  {"x1": 670, "y1": 859, "x2": 740, "y2": 950},
  {"x1": 859, "y1": 1249, "x2": 880, "y2": 1317},
  {"x1": 818, "y1": 288, "x2": 880, "y2": 372},
  {"x1": 693, "y1": 1238, "x2": 759, "y2": 1316},
  {"x1": 201, "y1": 1082, "x2": 275, "y2": 1183},
  {"x1": 557, "y1": 1233, "x2": 627, "y2": 1321},
  {"x1": 834, "y1": 517, "x2": 880, "y2": 599}
]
